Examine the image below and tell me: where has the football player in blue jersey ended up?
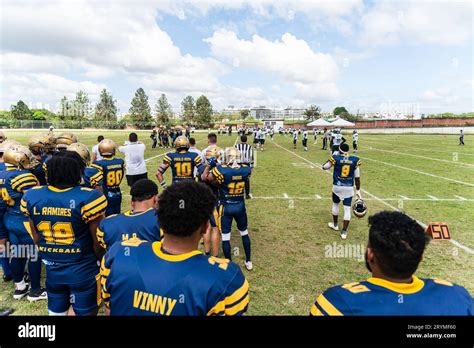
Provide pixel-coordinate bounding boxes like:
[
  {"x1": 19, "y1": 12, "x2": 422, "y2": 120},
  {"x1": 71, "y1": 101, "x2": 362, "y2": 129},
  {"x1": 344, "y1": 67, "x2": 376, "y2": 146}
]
[
  {"x1": 67, "y1": 143, "x2": 103, "y2": 191},
  {"x1": 28, "y1": 134, "x2": 49, "y2": 186},
  {"x1": 204, "y1": 147, "x2": 253, "y2": 271},
  {"x1": 21, "y1": 151, "x2": 107, "y2": 315},
  {"x1": 310, "y1": 211, "x2": 474, "y2": 315},
  {"x1": 0, "y1": 140, "x2": 15, "y2": 282},
  {"x1": 93, "y1": 139, "x2": 125, "y2": 216},
  {"x1": 100, "y1": 180, "x2": 249, "y2": 316},
  {"x1": 198, "y1": 145, "x2": 222, "y2": 257},
  {"x1": 0, "y1": 145, "x2": 45, "y2": 301},
  {"x1": 97, "y1": 179, "x2": 161, "y2": 250},
  {"x1": 156, "y1": 135, "x2": 203, "y2": 189},
  {"x1": 322, "y1": 143, "x2": 361, "y2": 240}
]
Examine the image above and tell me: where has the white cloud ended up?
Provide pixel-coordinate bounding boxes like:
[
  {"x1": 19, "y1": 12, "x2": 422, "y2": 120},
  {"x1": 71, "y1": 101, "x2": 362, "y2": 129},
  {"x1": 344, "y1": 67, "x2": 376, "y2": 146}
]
[
  {"x1": 204, "y1": 30, "x2": 340, "y2": 100},
  {"x1": 359, "y1": 1, "x2": 473, "y2": 46}
]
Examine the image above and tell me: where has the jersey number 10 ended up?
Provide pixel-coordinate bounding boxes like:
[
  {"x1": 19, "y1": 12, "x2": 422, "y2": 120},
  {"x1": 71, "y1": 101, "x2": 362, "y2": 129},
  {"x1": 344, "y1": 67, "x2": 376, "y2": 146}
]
[{"x1": 175, "y1": 162, "x2": 192, "y2": 177}]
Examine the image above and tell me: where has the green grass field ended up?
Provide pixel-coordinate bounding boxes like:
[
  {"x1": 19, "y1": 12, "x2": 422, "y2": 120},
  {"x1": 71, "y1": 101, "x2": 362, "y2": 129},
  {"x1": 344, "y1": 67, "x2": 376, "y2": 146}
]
[{"x1": 1, "y1": 130, "x2": 473, "y2": 315}]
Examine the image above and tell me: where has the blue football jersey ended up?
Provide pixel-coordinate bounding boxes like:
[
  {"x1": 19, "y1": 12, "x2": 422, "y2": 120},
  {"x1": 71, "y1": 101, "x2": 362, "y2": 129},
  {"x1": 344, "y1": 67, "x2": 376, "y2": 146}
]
[
  {"x1": 310, "y1": 276, "x2": 474, "y2": 316},
  {"x1": 197, "y1": 165, "x2": 219, "y2": 202},
  {"x1": 162, "y1": 150, "x2": 202, "y2": 183},
  {"x1": 83, "y1": 164, "x2": 103, "y2": 189},
  {"x1": 0, "y1": 162, "x2": 6, "y2": 172},
  {"x1": 21, "y1": 185, "x2": 107, "y2": 264},
  {"x1": 30, "y1": 155, "x2": 48, "y2": 185},
  {"x1": 211, "y1": 164, "x2": 251, "y2": 204},
  {"x1": 0, "y1": 163, "x2": 6, "y2": 239},
  {"x1": 97, "y1": 208, "x2": 162, "y2": 250},
  {"x1": 93, "y1": 157, "x2": 125, "y2": 196},
  {"x1": 329, "y1": 154, "x2": 361, "y2": 187},
  {"x1": 0, "y1": 167, "x2": 39, "y2": 212},
  {"x1": 101, "y1": 239, "x2": 249, "y2": 316}
]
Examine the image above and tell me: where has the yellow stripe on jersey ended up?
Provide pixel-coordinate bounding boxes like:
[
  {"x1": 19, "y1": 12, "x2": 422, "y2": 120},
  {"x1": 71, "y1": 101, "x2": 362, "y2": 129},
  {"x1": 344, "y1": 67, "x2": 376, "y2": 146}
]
[
  {"x1": 433, "y1": 278, "x2": 453, "y2": 287},
  {"x1": 83, "y1": 202, "x2": 107, "y2": 223},
  {"x1": 23, "y1": 222, "x2": 34, "y2": 240},
  {"x1": 163, "y1": 155, "x2": 171, "y2": 164},
  {"x1": 315, "y1": 294, "x2": 343, "y2": 316},
  {"x1": 96, "y1": 227, "x2": 106, "y2": 249},
  {"x1": 356, "y1": 160, "x2": 362, "y2": 168},
  {"x1": 90, "y1": 171, "x2": 103, "y2": 187},
  {"x1": 211, "y1": 167, "x2": 224, "y2": 184},
  {"x1": 100, "y1": 257, "x2": 111, "y2": 308},
  {"x1": 310, "y1": 303, "x2": 324, "y2": 316},
  {"x1": 81, "y1": 195, "x2": 107, "y2": 215},
  {"x1": 20, "y1": 199, "x2": 29, "y2": 216},
  {"x1": 328, "y1": 156, "x2": 336, "y2": 165},
  {"x1": 195, "y1": 156, "x2": 202, "y2": 165},
  {"x1": 207, "y1": 279, "x2": 249, "y2": 316},
  {"x1": 90, "y1": 163, "x2": 102, "y2": 171},
  {"x1": 11, "y1": 174, "x2": 38, "y2": 191},
  {"x1": 10, "y1": 172, "x2": 34, "y2": 184}
]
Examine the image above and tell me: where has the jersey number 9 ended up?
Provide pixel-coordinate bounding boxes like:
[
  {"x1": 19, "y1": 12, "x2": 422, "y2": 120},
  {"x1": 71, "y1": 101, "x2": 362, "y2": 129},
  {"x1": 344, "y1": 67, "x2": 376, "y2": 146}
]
[
  {"x1": 341, "y1": 165, "x2": 350, "y2": 178},
  {"x1": 37, "y1": 221, "x2": 75, "y2": 245}
]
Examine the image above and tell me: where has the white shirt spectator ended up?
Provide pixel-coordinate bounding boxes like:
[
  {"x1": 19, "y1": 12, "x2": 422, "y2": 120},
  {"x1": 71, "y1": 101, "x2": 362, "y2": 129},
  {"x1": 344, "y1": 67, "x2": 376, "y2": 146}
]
[
  {"x1": 189, "y1": 146, "x2": 205, "y2": 164},
  {"x1": 92, "y1": 144, "x2": 103, "y2": 162},
  {"x1": 118, "y1": 142, "x2": 147, "y2": 175}
]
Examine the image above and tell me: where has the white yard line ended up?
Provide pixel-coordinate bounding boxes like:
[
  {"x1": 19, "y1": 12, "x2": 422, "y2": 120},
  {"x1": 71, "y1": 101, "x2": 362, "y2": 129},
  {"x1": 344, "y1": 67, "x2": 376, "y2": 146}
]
[
  {"x1": 365, "y1": 146, "x2": 474, "y2": 168},
  {"x1": 358, "y1": 156, "x2": 474, "y2": 187},
  {"x1": 426, "y1": 195, "x2": 439, "y2": 201},
  {"x1": 272, "y1": 141, "x2": 474, "y2": 255},
  {"x1": 250, "y1": 195, "x2": 474, "y2": 202}
]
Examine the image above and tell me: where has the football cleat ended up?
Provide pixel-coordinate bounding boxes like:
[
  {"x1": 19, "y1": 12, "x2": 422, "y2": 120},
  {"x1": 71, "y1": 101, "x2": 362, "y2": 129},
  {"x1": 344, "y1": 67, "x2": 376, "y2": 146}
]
[
  {"x1": 328, "y1": 222, "x2": 339, "y2": 231},
  {"x1": 27, "y1": 288, "x2": 47, "y2": 302},
  {"x1": 244, "y1": 261, "x2": 253, "y2": 271},
  {"x1": 28, "y1": 135, "x2": 46, "y2": 155},
  {"x1": 98, "y1": 139, "x2": 116, "y2": 156},
  {"x1": 174, "y1": 135, "x2": 190, "y2": 150},
  {"x1": 67, "y1": 143, "x2": 91, "y2": 166},
  {"x1": 340, "y1": 230, "x2": 348, "y2": 240},
  {"x1": 353, "y1": 198, "x2": 368, "y2": 218},
  {"x1": 13, "y1": 283, "x2": 30, "y2": 300},
  {"x1": 56, "y1": 132, "x2": 78, "y2": 150},
  {"x1": 3, "y1": 145, "x2": 35, "y2": 169}
]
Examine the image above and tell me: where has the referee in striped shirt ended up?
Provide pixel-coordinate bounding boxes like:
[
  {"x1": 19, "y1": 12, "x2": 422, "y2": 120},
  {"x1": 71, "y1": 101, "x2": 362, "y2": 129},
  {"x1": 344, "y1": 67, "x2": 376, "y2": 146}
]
[{"x1": 236, "y1": 135, "x2": 254, "y2": 199}]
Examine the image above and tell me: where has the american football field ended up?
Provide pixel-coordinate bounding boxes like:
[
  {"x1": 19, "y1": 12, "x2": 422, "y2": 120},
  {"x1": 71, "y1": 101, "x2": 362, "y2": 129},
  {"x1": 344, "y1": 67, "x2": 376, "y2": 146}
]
[{"x1": 1, "y1": 130, "x2": 473, "y2": 315}]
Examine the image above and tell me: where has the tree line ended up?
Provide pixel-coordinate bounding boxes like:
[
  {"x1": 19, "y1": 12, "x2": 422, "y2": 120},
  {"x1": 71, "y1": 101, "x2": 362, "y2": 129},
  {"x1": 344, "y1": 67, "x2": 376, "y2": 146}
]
[{"x1": 2, "y1": 88, "x2": 214, "y2": 128}]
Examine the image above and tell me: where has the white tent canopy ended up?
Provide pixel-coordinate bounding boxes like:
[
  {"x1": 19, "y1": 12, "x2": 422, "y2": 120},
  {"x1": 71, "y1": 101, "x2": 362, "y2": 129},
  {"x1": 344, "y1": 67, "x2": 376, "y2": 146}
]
[
  {"x1": 330, "y1": 118, "x2": 355, "y2": 127},
  {"x1": 307, "y1": 118, "x2": 332, "y2": 127}
]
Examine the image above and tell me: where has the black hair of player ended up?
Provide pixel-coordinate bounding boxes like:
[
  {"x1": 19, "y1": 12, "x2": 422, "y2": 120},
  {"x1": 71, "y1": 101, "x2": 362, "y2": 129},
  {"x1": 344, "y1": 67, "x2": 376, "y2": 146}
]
[
  {"x1": 368, "y1": 211, "x2": 429, "y2": 279},
  {"x1": 339, "y1": 143, "x2": 350, "y2": 153},
  {"x1": 129, "y1": 133, "x2": 138, "y2": 142},
  {"x1": 207, "y1": 133, "x2": 217, "y2": 144},
  {"x1": 241, "y1": 135, "x2": 247, "y2": 143},
  {"x1": 47, "y1": 151, "x2": 85, "y2": 189},
  {"x1": 98, "y1": 135, "x2": 104, "y2": 143},
  {"x1": 157, "y1": 181, "x2": 215, "y2": 238},
  {"x1": 131, "y1": 179, "x2": 158, "y2": 202},
  {"x1": 189, "y1": 137, "x2": 196, "y2": 146}
]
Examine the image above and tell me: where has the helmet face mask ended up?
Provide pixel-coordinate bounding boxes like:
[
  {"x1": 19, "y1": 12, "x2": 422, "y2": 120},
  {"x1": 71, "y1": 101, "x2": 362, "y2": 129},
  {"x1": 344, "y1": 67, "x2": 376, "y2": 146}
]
[
  {"x1": 67, "y1": 143, "x2": 91, "y2": 166},
  {"x1": 174, "y1": 136, "x2": 190, "y2": 150},
  {"x1": 98, "y1": 139, "x2": 116, "y2": 156},
  {"x1": 353, "y1": 198, "x2": 368, "y2": 218},
  {"x1": 3, "y1": 144, "x2": 35, "y2": 169},
  {"x1": 28, "y1": 135, "x2": 46, "y2": 156},
  {"x1": 224, "y1": 147, "x2": 241, "y2": 164}
]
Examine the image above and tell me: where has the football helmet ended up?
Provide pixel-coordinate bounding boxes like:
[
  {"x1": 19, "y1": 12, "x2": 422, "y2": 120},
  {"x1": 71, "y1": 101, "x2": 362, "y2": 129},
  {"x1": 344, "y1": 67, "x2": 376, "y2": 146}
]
[
  {"x1": 353, "y1": 198, "x2": 368, "y2": 218},
  {"x1": 56, "y1": 132, "x2": 78, "y2": 150},
  {"x1": 99, "y1": 139, "x2": 116, "y2": 156},
  {"x1": 67, "y1": 143, "x2": 91, "y2": 166},
  {"x1": 174, "y1": 136, "x2": 190, "y2": 150},
  {"x1": 28, "y1": 135, "x2": 46, "y2": 155},
  {"x1": 0, "y1": 131, "x2": 6, "y2": 143},
  {"x1": 0, "y1": 140, "x2": 21, "y2": 153},
  {"x1": 205, "y1": 145, "x2": 222, "y2": 161},
  {"x1": 42, "y1": 133, "x2": 57, "y2": 154},
  {"x1": 224, "y1": 147, "x2": 241, "y2": 164},
  {"x1": 3, "y1": 144, "x2": 35, "y2": 169}
]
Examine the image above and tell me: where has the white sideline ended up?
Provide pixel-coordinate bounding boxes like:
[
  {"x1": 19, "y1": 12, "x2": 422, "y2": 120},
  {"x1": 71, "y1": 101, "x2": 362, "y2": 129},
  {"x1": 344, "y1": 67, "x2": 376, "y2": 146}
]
[
  {"x1": 250, "y1": 195, "x2": 474, "y2": 202},
  {"x1": 358, "y1": 156, "x2": 474, "y2": 187},
  {"x1": 272, "y1": 141, "x2": 474, "y2": 255},
  {"x1": 365, "y1": 146, "x2": 474, "y2": 168}
]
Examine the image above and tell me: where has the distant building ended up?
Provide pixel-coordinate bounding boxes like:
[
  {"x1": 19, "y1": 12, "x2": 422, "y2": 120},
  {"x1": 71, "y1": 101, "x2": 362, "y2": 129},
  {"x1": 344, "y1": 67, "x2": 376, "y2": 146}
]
[
  {"x1": 250, "y1": 106, "x2": 272, "y2": 119},
  {"x1": 250, "y1": 106, "x2": 305, "y2": 119},
  {"x1": 221, "y1": 105, "x2": 241, "y2": 116}
]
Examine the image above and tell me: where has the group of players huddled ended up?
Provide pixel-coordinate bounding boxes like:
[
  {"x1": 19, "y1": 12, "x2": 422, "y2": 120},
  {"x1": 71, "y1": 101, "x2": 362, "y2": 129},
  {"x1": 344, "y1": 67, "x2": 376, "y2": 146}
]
[{"x1": 0, "y1": 127, "x2": 472, "y2": 316}]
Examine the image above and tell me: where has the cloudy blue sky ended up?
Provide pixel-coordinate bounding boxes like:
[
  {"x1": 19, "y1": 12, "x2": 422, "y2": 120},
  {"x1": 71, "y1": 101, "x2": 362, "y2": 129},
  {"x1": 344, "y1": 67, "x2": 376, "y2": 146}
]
[{"x1": 0, "y1": 0, "x2": 472, "y2": 115}]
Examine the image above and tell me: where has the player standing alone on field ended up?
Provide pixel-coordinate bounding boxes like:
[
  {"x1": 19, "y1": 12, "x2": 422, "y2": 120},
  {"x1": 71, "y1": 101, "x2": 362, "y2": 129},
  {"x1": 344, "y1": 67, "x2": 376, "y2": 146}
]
[
  {"x1": 459, "y1": 129, "x2": 465, "y2": 145},
  {"x1": 293, "y1": 129, "x2": 298, "y2": 149},
  {"x1": 302, "y1": 128, "x2": 308, "y2": 151},
  {"x1": 310, "y1": 211, "x2": 474, "y2": 315},
  {"x1": 313, "y1": 128, "x2": 318, "y2": 144},
  {"x1": 322, "y1": 143, "x2": 361, "y2": 240},
  {"x1": 352, "y1": 130, "x2": 358, "y2": 153},
  {"x1": 322, "y1": 128, "x2": 328, "y2": 150}
]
